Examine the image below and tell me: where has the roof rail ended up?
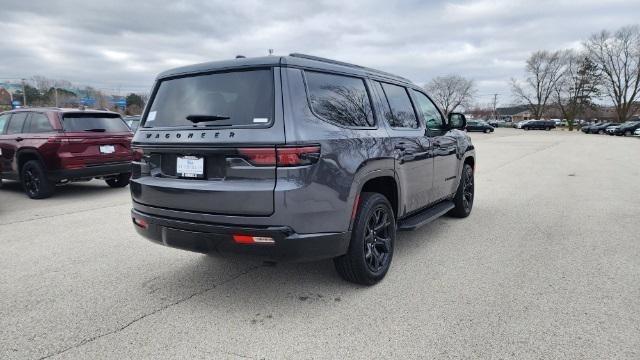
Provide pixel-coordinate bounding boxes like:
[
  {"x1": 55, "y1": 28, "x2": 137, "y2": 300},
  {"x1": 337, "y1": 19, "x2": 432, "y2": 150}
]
[{"x1": 288, "y1": 53, "x2": 412, "y2": 83}]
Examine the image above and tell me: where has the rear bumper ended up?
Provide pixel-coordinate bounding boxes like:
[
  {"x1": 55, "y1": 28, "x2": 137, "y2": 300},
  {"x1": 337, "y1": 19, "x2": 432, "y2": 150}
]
[
  {"x1": 49, "y1": 162, "x2": 131, "y2": 181},
  {"x1": 131, "y1": 209, "x2": 350, "y2": 262}
]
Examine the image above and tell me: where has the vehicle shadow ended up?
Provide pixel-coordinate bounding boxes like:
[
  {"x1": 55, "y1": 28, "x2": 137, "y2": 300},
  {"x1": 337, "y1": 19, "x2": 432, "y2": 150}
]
[
  {"x1": 0, "y1": 179, "x2": 127, "y2": 199},
  {"x1": 154, "y1": 222, "x2": 449, "y2": 310}
]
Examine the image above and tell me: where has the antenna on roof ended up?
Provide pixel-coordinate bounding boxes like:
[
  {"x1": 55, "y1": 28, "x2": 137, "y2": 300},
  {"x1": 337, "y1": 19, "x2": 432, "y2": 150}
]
[
  {"x1": 235, "y1": 55, "x2": 246, "y2": 59},
  {"x1": 268, "y1": 49, "x2": 274, "y2": 56}
]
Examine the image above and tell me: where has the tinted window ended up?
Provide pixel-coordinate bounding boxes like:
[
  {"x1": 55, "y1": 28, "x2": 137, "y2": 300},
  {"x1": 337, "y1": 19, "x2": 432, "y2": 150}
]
[
  {"x1": 305, "y1": 71, "x2": 374, "y2": 127},
  {"x1": 145, "y1": 69, "x2": 274, "y2": 128},
  {"x1": 411, "y1": 90, "x2": 446, "y2": 131},
  {"x1": 0, "y1": 114, "x2": 9, "y2": 134},
  {"x1": 380, "y1": 83, "x2": 418, "y2": 128},
  {"x1": 62, "y1": 113, "x2": 130, "y2": 133},
  {"x1": 27, "y1": 113, "x2": 54, "y2": 133},
  {"x1": 6, "y1": 112, "x2": 27, "y2": 134}
]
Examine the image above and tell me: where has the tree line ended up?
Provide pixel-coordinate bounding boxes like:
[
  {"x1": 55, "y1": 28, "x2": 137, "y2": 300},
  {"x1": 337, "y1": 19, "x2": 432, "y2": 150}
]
[
  {"x1": 512, "y1": 25, "x2": 639, "y2": 128},
  {"x1": 424, "y1": 25, "x2": 640, "y2": 129},
  {"x1": 0, "y1": 75, "x2": 148, "y2": 115}
]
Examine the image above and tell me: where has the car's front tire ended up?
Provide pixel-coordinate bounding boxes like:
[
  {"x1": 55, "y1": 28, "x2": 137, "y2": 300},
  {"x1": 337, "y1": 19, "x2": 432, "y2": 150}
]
[
  {"x1": 334, "y1": 192, "x2": 395, "y2": 285},
  {"x1": 105, "y1": 173, "x2": 131, "y2": 188},
  {"x1": 21, "y1": 160, "x2": 55, "y2": 199},
  {"x1": 484, "y1": 129, "x2": 490, "y2": 133},
  {"x1": 448, "y1": 163, "x2": 474, "y2": 218}
]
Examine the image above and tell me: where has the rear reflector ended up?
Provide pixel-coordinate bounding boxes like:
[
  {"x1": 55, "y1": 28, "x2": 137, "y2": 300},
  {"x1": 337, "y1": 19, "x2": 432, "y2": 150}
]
[
  {"x1": 238, "y1": 146, "x2": 320, "y2": 167},
  {"x1": 233, "y1": 234, "x2": 275, "y2": 244},
  {"x1": 132, "y1": 217, "x2": 148, "y2": 229}
]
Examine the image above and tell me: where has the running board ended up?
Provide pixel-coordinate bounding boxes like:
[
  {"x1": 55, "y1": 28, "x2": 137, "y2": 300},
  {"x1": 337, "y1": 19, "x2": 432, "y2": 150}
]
[{"x1": 397, "y1": 201, "x2": 455, "y2": 231}]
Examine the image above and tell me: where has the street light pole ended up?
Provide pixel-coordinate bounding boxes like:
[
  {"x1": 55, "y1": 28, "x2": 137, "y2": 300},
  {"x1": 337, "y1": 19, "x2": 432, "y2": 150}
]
[{"x1": 21, "y1": 78, "x2": 27, "y2": 107}]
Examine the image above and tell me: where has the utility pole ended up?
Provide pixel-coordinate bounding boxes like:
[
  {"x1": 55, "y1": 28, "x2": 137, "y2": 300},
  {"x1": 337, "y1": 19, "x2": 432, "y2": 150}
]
[
  {"x1": 21, "y1": 78, "x2": 27, "y2": 107},
  {"x1": 491, "y1": 93, "x2": 499, "y2": 120}
]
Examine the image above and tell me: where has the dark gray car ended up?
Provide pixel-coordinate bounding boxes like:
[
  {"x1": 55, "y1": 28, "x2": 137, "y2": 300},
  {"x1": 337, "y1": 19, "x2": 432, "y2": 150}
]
[{"x1": 130, "y1": 54, "x2": 476, "y2": 285}]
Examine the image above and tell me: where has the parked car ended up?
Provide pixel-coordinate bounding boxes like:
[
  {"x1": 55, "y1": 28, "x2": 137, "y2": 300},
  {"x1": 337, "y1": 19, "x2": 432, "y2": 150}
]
[
  {"x1": 514, "y1": 120, "x2": 532, "y2": 129},
  {"x1": 124, "y1": 115, "x2": 141, "y2": 131},
  {"x1": 612, "y1": 120, "x2": 640, "y2": 136},
  {"x1": 635, "y1": 128, "x2": 640, "y2": 137},
  {"x1": 522, "y1": 120, "x2": 555, "y2": 130},
  {"x1": 487, "y1": 119, "x2": 508, "y2": 128},
  {"x1": 466, "y1": 120, "x2": 494, "y2": 133},
  {"x1": 606, "y1": 124, "x2": 621, "y2": 135},
  {"x1": 129, "y1": 53, "x2": 476, "y2": 285},
  {"x1": 585, "y1": 122, "x2": 614, "y2": 134},
  {"x1": 0, "y1": 108, "x2": 133, "y2": 199}
]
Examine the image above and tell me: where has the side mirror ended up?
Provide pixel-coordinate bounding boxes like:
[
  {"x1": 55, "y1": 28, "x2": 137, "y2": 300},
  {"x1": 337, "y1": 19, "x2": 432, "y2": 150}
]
[{"x1": 448, "y1": 112, "x2": 466, "y2": 130}]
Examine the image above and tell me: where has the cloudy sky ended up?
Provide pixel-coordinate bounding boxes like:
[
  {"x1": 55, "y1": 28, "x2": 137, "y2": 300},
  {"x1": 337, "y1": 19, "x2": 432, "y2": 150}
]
[{"x1": 1, "y1": 0, "x2": 638, "y2": 106}]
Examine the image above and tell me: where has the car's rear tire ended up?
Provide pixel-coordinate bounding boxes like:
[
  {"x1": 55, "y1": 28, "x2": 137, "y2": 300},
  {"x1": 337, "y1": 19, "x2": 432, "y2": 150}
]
[
  {"x1": 598, "y1": 130, "x2": 604, "y2": 134},
  {"x1": 448, "y1": 163, "x2": 474, "y2": 218},
  {"x1": 625, "y1": 130, "x2": 632, "y2": 136},
  {"x1": 484, "y1": 129, "x2": 490, "y2": 133},
  {"x1": 21, "y1": 160, "x2": 55, "y2": 199},
  {"x1": 545, "y1": 127, "x2": 550, "y2": 131},
  {"x1": 105, "y1": 173, "x2": 131, "y2": 188},
  {"x1": 334, "y1": 192, "x2": 395, "y2": 285}
]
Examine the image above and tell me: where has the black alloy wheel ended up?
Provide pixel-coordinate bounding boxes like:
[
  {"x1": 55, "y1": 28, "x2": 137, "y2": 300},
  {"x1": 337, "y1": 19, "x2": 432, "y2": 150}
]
[
  {"x1": 334, "y1": 192, "x2": 396, "y2": 285},
  {"x1": 20, "y1": 160, "x2": 55, "y2": 199},
  {"x1": 363, "y1": 206, "x2": 393, "y2": 273},
  {"x1": 448, "y1": 163, "x2": 474, "y2": 218}
]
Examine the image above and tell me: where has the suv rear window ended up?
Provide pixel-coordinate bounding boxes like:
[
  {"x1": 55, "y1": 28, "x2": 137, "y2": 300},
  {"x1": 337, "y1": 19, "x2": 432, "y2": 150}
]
[
  {"x1": 27, "y1": 113, "x2": 54, "y2": 133},
  {"x1": 62, "y1": 113, "x2": 130, "y2": 133},
  {"x1": 144, "y1": 69, "x2": 274, "y2": 128}
]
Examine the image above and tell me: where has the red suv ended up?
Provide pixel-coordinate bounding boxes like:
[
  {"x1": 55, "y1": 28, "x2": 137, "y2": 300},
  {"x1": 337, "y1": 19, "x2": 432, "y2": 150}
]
[{"x1": 0, "y1": 108, "x2": 133, "y2": 199}]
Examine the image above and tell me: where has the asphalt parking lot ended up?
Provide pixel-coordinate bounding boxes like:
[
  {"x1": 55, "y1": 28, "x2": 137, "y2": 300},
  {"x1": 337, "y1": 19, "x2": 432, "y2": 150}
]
[{"x1": 1, "y1": 128, "x2": 639, "y2": 359}]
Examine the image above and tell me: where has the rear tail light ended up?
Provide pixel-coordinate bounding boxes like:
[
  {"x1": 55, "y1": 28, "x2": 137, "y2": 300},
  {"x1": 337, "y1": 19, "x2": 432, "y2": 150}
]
[
  {"x1": 238, "y1": 145, "x2": 320, "y2": 167},
  {"x1": 232, "y1": 234, "x2": 275, "y2": 244},
  {"x1": 237, "y1": 148, "x2": 276, "y2": 166},
  {"x1": 132, "y1": 147, "x2": 144, "y2": 161}
]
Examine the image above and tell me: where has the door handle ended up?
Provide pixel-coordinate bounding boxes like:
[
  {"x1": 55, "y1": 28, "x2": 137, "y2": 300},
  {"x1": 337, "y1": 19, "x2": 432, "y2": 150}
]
[
  {"x1": 395, "y1": 143, "x2": 407, "y2": 151},
  {"x1": 15, "y1": 137, "x2": 24, "y2": 142}
]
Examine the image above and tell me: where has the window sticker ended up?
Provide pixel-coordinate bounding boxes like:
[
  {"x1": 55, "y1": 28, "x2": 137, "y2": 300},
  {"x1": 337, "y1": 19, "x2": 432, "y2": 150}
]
[
  {"x1": 148, "y1": 111, "x2": 157, "y2": 121},
  {"x1": 253, "y1": 118, "x2": 269, "y2": 123}
]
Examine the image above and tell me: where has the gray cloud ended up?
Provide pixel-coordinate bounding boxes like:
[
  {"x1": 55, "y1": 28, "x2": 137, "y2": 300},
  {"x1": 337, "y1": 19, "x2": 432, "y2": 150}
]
[{"x1": 0, "y1": 0, "x2": 638, "y2": 105}]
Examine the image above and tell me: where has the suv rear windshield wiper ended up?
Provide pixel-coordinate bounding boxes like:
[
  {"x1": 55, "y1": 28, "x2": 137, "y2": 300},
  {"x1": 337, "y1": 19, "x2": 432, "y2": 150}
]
[
  {"x1": 83, "y1": 128, "x2": 106, "y2": 132},
  {"x1": 186, "y1": 114, "x2": 231, "y2": 123}
]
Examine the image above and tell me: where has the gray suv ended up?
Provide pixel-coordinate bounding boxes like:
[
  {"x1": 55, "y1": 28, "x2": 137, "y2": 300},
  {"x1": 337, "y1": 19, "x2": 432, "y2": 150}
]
[{"x1": 130, "y1": 54, "x2": 475, "y2": 285}]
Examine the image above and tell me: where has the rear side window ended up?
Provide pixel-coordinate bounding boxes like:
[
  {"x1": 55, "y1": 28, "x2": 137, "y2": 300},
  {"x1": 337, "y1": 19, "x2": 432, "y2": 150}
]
[
  {"x1": 144, "y1": 69, "x2": 274, "y2": 128},
  {"x1": 26, "y1": 113, "x2": 54, "y2": 133},
  {"x1": 62, "y1": 113, "x2": 130, "y2": 133},
  {"x1": 6, "y1": 112, "x2": 27, "y2": 134},
  {"x1": 379, "y1": 83, "x2": 419, "y2": 129},
  {"x1": 305, "y1": 71, "x2": 374, "y2": 127},
  {"x1": 0, "y1": 114, "x2": 9, "y2": 134}
]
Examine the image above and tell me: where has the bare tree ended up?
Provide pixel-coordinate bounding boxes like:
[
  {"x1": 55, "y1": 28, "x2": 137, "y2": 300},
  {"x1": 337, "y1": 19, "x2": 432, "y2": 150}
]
[
  {"x1": 511, "y1": 50, "x2": 565, "y2": 119},
  {"x1": 584, "y1": 25, "x2": 640, "y2": 122},
  {"x1": 553, "y1": 50, "x2": 600, "y2": 130},
  {"x1": 425, "y1": 74, "x2": 476, "y2": 115}
]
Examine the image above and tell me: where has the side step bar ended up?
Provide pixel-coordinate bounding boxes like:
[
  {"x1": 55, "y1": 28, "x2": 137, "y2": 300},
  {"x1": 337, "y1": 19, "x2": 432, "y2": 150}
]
[{"x1": 397, "y1": 201, "x2": 455, "y2": 231}]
